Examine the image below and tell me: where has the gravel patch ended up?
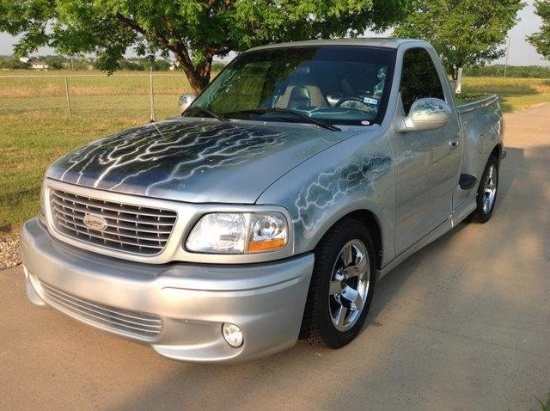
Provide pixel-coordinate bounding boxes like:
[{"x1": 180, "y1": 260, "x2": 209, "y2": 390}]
[{"x1": 0, "y1": 234, "x2": 21, "y2": 270}]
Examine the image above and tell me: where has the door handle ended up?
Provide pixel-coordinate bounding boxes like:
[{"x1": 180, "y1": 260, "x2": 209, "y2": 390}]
[{"x1": 449, "y1": 139, "x2": 460, "y2": 149}]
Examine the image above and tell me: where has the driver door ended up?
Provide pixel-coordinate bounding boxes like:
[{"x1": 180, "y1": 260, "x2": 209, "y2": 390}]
[{"x1": 389, "y1": 47, "x2": 461, "y2": 255}]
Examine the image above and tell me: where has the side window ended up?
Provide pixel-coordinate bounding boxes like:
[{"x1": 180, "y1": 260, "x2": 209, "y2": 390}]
[{"x1": 400, "y1": 48, "x2": 445, "y2": 115}]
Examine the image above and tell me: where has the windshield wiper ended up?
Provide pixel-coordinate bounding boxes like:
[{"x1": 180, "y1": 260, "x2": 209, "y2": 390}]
[
  {"x1": 183, "y1": 106, "x2": 228, "y2": 122},
  {"x1": 227, "y1": 108, "x2": 341, "y2": 131}
]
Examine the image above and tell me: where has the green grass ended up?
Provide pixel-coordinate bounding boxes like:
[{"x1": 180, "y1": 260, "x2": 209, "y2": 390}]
[
  {"x1": 1, "y1": 72, "x2": 550, "y2": 235},
  {"x1": 537, "y1": 390, "x2": 550, "y2": 411},
  {"x1": 0, "y1": 71, "x2": 192, "y2": 234},
  {"x1": 461, "y1": 76, "x2": 550, "y2": 112}
]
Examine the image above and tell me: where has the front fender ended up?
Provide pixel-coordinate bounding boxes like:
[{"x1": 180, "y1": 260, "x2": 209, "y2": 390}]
[{"x1": 257, "y1": 128, "x2": 396, "y2": 261}]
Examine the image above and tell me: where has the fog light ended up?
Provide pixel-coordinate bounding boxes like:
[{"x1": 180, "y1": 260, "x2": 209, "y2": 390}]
[{"x1": 222, "y1": 323, "x2": 243, "y2": 348}]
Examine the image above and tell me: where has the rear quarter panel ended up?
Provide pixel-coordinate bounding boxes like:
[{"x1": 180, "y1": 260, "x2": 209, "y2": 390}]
[{"x1": 458, "y1": 95, "x2": 504, "y2": 179}]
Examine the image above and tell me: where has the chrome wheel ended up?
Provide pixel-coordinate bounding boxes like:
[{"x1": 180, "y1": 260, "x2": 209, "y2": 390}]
[
  {"x1": 481, "y1": 163, "x2": 498, "y2": 215},
  {"x1": 329, "y1": 239, "x2": 371, "y2": 332},
  {"x1": 469, "y1": 155, "x2": 499, "y2": 224},
  {"x1": 302, "y1": 219, "x2": 376, "y2": 348}
]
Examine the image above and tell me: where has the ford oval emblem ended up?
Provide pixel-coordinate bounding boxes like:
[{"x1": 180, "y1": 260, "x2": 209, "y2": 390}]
[{"x1": 83, "y1": 214, "x2": 108, "y2": 231}]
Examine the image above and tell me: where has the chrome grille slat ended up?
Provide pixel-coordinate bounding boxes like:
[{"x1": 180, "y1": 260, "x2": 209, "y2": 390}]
[
  {"x1": 52, "y1": 191, "x2": 176, "y2": 219},
  {"x1": 56, "y1": 220, "x2": 166, "y2": 250},
  {"x1": 40, "y1": 281, "x2": 162, "y2": 340},
  {"x1": 55, "y1": 216, "x2": 171, "y2": 242},
  {"x1": 49, "y1": 188, "x2": 177, "y2": 256},
  {"x1": 52, "y1": 197, "x2": 175, "y2": 226}
]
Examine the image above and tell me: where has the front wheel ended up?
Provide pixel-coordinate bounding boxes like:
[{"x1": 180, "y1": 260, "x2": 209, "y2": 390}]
[
  {"x1": 470, "y1": 155, "x2": 499, "y2": 223},
  {"x1": 301, "y1": 219, "x2": 376, "y2": 348}
]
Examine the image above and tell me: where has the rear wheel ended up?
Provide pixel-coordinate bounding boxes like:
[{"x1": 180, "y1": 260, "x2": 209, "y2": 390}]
[
  {"x1": 302, "y1": 219, "x2": 376, "y2": 348},
  {"x1": 470, "y1": 155, "x2": 499, "y2": 223}
]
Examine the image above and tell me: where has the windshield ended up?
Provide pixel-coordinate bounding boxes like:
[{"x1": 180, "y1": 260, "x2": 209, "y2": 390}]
[{"x1": 189, "y1": 45, "x2": 395, "y2": 127}]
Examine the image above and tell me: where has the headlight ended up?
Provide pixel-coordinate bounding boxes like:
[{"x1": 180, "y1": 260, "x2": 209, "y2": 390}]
[{"x1": 186, "y1": 212, "x2": 288, "y2": 254}]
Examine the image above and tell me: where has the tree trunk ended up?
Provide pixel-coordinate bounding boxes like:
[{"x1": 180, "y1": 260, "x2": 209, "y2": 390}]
[
  {"x1": 113, "y1": 13, "x2": 215, "y2": 93},
  {"x1": 178, "y1": 56, "x2": 212, "y2": 94}
]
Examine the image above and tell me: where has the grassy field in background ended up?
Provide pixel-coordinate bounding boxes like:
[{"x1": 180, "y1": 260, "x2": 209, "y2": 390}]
[
  {"x1": 461, "y1": 76, "x2": 550, "y2": 112},
  {"x1": 1, "y1": 72, "x2": 550, "y2": 235},
  {"x1": 0, "y1": 71, "x2": 192, "y2": 234}
]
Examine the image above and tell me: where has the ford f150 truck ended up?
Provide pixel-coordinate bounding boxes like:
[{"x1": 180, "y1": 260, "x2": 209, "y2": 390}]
[{"x1": 21, "y1": 38, "x2": 504, "y2": 363}]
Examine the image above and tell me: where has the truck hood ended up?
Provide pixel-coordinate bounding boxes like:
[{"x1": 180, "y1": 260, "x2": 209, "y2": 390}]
[{"x1": 47, "y1": 118, "x2": 355, "y2": 203}]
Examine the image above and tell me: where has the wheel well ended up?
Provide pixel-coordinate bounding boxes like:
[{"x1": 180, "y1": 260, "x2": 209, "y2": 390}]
[
  {"x1": 333, "y1": 210, "x2": 383, "y2": 270},
  {"x1": 300, "y1": 211, "x2": 382, "y2": 342},
  {"x1": 491, "y1": 144, "x2": 502, "y2": 165}
]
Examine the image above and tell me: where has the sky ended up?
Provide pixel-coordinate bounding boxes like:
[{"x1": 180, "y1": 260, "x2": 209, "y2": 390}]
[
  {"x1": 495, "y1": 0, "x2": 549, "y2": 66},
  {"x1": 0, "y1": 0, "x2": 548, "y2": 66}
]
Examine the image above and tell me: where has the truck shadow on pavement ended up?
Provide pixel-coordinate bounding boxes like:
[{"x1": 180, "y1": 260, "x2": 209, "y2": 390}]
[{"x1": 362, "y1": 146, "x2": 522, "y2": 333}]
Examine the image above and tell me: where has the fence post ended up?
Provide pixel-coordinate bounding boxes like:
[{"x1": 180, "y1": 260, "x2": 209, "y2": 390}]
[
  {"x1": 149, "y1": 67, "x2": 155, "y2": 122},
  {"x1": 64, "y1": 76, "x2": 72, "y2": 120}
]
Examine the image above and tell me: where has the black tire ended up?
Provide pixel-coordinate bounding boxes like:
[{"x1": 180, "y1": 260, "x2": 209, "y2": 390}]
[
  {"x1": 301, "y1": 218, "x2": 376, "y2": 348},
  {"x1": 470, "y1": 155, "x2": 499, "y2": 223}
]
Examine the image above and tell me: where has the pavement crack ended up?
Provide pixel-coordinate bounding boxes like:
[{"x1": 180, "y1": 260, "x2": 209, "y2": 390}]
[{"x1": 377, "y1": 314, "x2": 550, "y2": 360}]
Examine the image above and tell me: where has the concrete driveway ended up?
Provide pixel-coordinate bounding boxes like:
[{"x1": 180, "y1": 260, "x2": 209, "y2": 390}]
[{"x1": 1, "y1": 104, "x2": 549, "y2": 410}]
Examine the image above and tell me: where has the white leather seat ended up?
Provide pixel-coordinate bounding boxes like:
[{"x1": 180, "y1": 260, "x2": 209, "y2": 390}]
[{"x1": 275, "y1": 84, "x2": 328, "y2": 109}]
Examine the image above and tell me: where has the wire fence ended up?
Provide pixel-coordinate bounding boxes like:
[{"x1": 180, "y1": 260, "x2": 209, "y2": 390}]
[{"x1": 0, "y1": 71, "x2": 191, "y2": 122}]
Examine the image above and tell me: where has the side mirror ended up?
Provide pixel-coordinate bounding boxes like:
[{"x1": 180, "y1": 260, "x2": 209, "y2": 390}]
[
  {"x1": 397, "y1": 98, "x2": 452, "y2": 133},
  {"x1": 178, "y1": 93, "x2": 197, "y2": 112}
]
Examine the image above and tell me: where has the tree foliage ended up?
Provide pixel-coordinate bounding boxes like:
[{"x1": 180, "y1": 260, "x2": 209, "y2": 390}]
[
  {"x1": 0, "y1": 0, "x2": 408, "y2": 92},
  {"x1": 528, "y1": 0, "x2": 550, "y2": 60},
  {"x1": 393, "y1": 0, "x2": 523, "y2": 80},
  {"x1": 0, "y1": 55, "x2": 29, "y2": 70}
]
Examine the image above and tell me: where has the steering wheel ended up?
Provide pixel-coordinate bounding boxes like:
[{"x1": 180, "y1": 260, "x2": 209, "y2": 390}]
[{"x1": 335, "y1": 97, "x2": 373, "y2": 112}]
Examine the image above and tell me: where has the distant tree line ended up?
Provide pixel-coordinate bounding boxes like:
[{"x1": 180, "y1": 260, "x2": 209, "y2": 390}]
[
  {"x1": 94, "y1": 56, "x2": 172, "y2": 71},
  {"x1": 0, "y1": 55, "x2": 30, "y2": 69},
  {"x1": 464, "y1": 65, "x2": 550, "y2": 78},
  {"x1": 0, "y1": 54, "x2": 228, "y2": 72}
]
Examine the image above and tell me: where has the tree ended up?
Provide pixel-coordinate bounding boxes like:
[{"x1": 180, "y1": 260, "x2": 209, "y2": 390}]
[
  {"x1": 393, "y1": 0, "x2": 523, "y2": 82},
  {"x1": 0, "y1": 0, "x2": 408, "y2": 93},
  {"x1": 44, "y1": 55, "x2": 67, "y2": 70},
  {"x1": 0, "y1": 55, "x2": 29, "y2": 70},
  {"x1": 527, "y1": 0, "x2": 550, "y2": 60}
]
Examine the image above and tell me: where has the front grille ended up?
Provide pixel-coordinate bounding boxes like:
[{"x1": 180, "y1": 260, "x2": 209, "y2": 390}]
[
  {"x1": 49, "y1": 189, "x2": 178, "y2": 256},
  {"x1": 40, "y1": 281, "x2": 162, "y2": 341}
]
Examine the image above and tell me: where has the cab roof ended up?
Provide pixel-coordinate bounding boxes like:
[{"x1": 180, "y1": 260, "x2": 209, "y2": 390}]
[{"x1": 248, "y1": 38, "x2": 427, "y2": 52}]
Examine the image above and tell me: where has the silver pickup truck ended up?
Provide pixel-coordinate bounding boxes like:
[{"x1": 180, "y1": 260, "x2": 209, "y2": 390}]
[{"x1": 21, "y1": 38, "x2": 504, "y2": 363}]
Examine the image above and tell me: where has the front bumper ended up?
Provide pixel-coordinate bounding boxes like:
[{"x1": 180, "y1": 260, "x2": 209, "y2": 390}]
[{"x1": 21, "y1": 218, "x2": 314, "y2": 363}]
